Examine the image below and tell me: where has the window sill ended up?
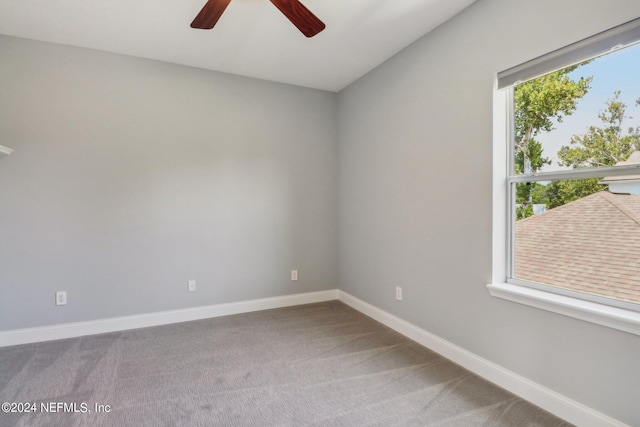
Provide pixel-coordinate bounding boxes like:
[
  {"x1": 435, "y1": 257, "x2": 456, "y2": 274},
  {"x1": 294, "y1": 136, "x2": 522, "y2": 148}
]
[{"x1": 487, "y1": 282, "x2": 640, "y2": 336}]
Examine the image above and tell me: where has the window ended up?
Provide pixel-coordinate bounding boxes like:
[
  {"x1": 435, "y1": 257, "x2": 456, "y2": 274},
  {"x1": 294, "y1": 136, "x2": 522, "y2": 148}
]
[{"x1": 489, "y1": 18, "x2": 640, "y2": 335}]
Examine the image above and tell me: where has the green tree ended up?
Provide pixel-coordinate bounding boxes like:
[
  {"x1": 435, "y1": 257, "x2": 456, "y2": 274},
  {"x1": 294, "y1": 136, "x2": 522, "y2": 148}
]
[
  {"x1": 546, "y1": 178, "x2": 605, "y2": 209},
  {"x1": 514, "y1": 66, "x2": 592, "y2": 219},
  {"x1": 516, "y1": 181, "x2": 550, "y2": 218},
  {"x1": 558, "y1": 91, "x2": 640, "y2": 167},
  {"x1": 549, "y1": 92, "x2": 640, "y2": 207}
]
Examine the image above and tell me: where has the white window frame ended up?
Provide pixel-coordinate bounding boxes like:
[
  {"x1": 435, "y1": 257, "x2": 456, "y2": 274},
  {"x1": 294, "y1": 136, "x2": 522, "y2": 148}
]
[{"x1": 488, "y1": 18, "x2": 640, "y2": 336}]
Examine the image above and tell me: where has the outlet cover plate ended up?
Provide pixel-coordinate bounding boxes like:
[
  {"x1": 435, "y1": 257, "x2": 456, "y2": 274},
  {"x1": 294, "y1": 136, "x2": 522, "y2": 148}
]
[{"x1": 56, "y1": 291, "x2": 67, "y2": 306}]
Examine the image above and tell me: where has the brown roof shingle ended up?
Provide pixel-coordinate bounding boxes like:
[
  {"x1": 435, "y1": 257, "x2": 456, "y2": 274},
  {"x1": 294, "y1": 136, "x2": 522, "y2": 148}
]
[{"x1": 515, "y1": 191, "x2": 640, "y2": 304}]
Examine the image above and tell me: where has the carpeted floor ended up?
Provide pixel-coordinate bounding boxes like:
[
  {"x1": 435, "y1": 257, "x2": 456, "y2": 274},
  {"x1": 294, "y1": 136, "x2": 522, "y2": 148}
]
[{"x1": 0, "y1": 301, "x2": 572, "y2": 426}]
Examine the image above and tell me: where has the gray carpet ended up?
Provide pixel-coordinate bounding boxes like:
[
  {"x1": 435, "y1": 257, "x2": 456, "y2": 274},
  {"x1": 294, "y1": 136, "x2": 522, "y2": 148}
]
[{"x1": 0, "y1": 301, "x2": 572, "y2": 427}]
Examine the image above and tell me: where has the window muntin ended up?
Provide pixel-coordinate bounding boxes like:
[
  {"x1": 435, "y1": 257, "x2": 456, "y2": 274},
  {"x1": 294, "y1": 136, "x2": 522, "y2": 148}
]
[{"x1": 505, "y1": 32, "x2": 640, "y2": 312}]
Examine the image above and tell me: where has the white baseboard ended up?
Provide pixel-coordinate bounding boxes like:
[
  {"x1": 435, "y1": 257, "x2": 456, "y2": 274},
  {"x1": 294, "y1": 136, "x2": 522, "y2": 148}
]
[
  {"x1": 0, "y1": 287, "x2": 623, "y2": 426},
  {"x1": 337, "y1": 290, "x2": 625, "y2": 427},
  {"x1": 0, "y1": 289, "x2": 339, "y2": 347}
]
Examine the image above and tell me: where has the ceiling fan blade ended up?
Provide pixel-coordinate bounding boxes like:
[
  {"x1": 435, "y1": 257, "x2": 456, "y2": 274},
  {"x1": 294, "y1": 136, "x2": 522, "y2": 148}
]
[
  {"x1": 191, "y1": 0, "x2": 232, "y2": 30},
  {"x1": 268, "y1": 0, "x2": 325, "y2": 38}
]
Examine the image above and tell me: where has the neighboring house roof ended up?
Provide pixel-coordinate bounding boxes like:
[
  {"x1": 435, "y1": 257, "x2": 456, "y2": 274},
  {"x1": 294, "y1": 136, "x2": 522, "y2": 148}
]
[
  {"x1": 515, "y1": 191, "x2": 640, "y2": 304},
  {"x1": 601, "y1": 151, "x2": 640, "y2": 183}
]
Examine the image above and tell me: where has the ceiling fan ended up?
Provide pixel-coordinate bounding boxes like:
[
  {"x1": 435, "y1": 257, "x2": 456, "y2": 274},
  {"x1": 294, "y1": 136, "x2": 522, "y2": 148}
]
[{"x1": 191, "y1": 0, "x2": 325, "y2": 38}]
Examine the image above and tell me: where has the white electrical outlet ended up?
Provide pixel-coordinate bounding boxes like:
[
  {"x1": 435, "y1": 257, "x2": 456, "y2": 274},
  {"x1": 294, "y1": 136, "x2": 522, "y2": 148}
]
[
  {"x1": 395, "y1": 287, "x2": 403, "y2": 301},
  {"x1": 188, "y1": 280, "x2": 196, "y2": 292},
  {"x1": 291, "y1": 270, "x2": 298, "y2": 281},
  {"x1": 56, "y1": 291, "x2": 67, "y2": 306}
]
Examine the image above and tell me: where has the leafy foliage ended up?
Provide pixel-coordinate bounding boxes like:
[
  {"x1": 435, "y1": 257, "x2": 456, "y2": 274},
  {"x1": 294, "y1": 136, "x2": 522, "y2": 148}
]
[
  {"x1": 516, "y1": 181, "x2": 550, "y2": 219},
  {"x1": 514, "y1": 140, "x2": 549, "y2": 174},
  {"x1": 545, "y1": 92, "x2": 640, "y2": 208},
  {"x1": 546, "y1": 178, "x2": 606, "y2": 209},
  {"x1": 512, "y1": 61, "x2": 640, "y2": 218},
  {"x1": 558, "y1": 91, "x2": 640, "y2": 168},
  {"x1": 513, "y1": 66, "x2": 591, "y2": 219},
  {"x1": 514, "y1": 66, "x2": 592, "y2": 172}
]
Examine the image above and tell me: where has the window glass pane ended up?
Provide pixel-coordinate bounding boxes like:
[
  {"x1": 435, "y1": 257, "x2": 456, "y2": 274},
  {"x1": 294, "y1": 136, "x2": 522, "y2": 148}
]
[
  {"x1": 511, "y1": 42, "x2": 640, "y2": 307},
  {"x1": 513, "y1": 42, "x2": 640, "y2": 176},
  {"x1": 513, "y1": 179, "x2": 640, "y2": 305}
]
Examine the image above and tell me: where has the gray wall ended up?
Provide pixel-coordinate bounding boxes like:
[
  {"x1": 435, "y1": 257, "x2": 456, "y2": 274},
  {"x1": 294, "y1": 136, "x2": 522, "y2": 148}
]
[
  {"x1": 0, "y1": 36, "x2": 338, "y2": 330},
  {"x1": 2, "y1": 1, "x2": 640, "y2": 424},
  {"x1": 337, "y1": 0, "x2": 640, "y2": 425}
]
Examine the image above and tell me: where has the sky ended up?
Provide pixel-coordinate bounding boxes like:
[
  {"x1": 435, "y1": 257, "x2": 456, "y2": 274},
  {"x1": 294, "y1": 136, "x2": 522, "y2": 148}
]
[{"x1": 534, "y1": 42, "x2": 640, "y2": 172}]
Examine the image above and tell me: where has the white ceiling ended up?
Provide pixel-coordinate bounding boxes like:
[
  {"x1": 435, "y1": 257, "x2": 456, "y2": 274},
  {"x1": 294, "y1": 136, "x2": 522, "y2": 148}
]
[{"x1": 0, "y1": 0, "x2": 476, "y2": 92}]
